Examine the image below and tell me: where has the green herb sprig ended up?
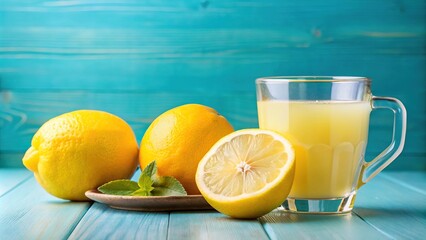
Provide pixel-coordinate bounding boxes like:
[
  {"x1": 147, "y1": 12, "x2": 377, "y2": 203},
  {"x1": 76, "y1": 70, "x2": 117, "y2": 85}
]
[{"x1": 98, "y1": 161, "x2": 187, "y2": 196}]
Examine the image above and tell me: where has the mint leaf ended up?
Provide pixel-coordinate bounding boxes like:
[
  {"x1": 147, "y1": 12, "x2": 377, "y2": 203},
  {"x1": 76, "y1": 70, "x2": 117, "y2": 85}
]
[
  {"x1": 97, "y1": 161, "x2": 187, "y2": 197},
  {"x1": 132, "y1": 174, "x2": 154, "y2": 196},
  {"x1": 152, "y1": 176, "x2": 187, "y2": 196},
  {"x1": 98, "y1": 180, "x2": 139, "y2": 195},
  {"x1": 138, "y1": 173, "x2": 154, "y2": 189},
  {"x1": 142, "y1": 161, "x2": 157, "y2": 178},
  {"x1": 141, "y1": 161, "x2": 187, "y2": 196}
]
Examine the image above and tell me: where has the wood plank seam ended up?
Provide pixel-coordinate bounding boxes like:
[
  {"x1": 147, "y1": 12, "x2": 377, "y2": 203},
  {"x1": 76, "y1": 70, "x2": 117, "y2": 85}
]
[
  {"x1": 64, "y1": 202, "x2": 94, "y2": 240},
  {"x1": 351, "y1": 211, "x2": 394, "y2": 240},
  {"x1": 0, "y1": 174, "x2": 32, "y2": 198},
  {"x1": 352, "y1": 173, "x2": 426, "y2": 239},
  {"x1": 259, "y1": 221, "x2": 275, "y2": 240},
  {"x1": 166, "y1": 211, "x2": 171, "y2": 240}
]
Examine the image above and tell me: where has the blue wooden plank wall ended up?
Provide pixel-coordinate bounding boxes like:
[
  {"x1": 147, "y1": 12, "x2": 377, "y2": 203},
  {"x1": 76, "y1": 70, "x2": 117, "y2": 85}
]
[{"x1": 0, "y1": 0, "x2": 425, "y2": 169}]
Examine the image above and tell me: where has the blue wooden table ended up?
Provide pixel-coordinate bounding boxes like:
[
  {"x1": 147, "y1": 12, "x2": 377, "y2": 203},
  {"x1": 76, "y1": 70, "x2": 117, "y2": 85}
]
[{"x1": 1, "y1": 167, "x2": 425, "y2": 239}]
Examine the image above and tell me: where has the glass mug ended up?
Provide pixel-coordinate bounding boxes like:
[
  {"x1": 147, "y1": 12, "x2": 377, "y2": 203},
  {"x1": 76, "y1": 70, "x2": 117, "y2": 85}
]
[{"x1": 256, "y1": 76, "x2": 406, "y2": 214}]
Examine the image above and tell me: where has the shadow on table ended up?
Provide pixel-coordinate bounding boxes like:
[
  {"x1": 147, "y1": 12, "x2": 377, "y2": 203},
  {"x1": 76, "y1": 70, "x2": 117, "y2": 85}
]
[
  {"x1": 259, "y1": 210, "x2": 355, "y2": 224},
  {"x1": 44, "y1": 199, "x2": 91, "y2": 204},
  {"x1": 259, "y1": 207, "x2": 426, "y2": 224},
  {"x1": 41, "y1": 200, "x2": 92, "y2": 210}
]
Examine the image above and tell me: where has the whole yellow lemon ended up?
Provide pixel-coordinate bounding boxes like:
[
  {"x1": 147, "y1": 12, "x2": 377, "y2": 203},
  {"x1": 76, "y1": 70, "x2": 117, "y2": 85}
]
[
  {"x1": 139, "y1": 104, "x2": 234, "y2": 195},
  {"x1": 22, "y1": 110, "x2": 139, "y2": 201}
]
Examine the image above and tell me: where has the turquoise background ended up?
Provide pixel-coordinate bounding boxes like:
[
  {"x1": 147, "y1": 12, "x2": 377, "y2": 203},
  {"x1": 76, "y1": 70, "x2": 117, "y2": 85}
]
[{"x1": 0, "y1": 0, "x2": 425, "y2": 169}]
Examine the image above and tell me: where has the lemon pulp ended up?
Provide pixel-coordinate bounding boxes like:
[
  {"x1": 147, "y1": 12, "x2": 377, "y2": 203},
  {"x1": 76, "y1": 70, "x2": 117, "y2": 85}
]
[
  {"x1": 203, "y1": 133, "x2": 289, "y2": 197},
  {"x1": 196, "y1": 129, "x2": 295, "y2": 218}
]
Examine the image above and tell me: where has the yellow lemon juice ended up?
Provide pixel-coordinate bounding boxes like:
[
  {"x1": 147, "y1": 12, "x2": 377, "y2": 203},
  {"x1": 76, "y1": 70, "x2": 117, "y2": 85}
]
[{"x1": 257, "y1": 100, "x2": 371, "y2": 198}]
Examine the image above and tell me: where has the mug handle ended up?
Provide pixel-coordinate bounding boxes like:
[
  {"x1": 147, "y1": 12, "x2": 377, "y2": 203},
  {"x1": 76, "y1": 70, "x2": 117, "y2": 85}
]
[{"x1": 357, "y1": 96, "x2": 407, "y2": 188}]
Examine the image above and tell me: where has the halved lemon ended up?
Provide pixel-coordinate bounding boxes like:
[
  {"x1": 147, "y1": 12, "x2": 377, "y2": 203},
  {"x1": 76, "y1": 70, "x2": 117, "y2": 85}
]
[{"x1": 196, "y1": 129, "x2": 295, "y2": 219}]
